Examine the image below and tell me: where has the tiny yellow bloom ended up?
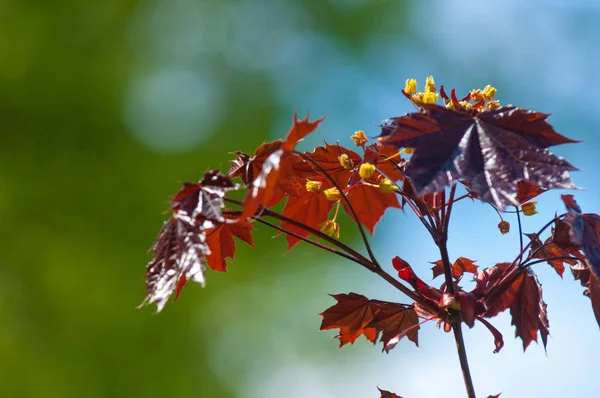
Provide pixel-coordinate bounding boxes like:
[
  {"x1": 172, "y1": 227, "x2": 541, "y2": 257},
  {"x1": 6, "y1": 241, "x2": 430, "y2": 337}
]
[
  {"x1": 459, "y1": 100, "x2": 472, "y2": 109},
  {"x1": 320, "y1": 219, "x2": 340, "y2": 238},
  {"x1": 323, "y1": 187, "x2": 341, "y2": 201},
  {"x1": 338, "y1": 153, "x2": 354, "y2": 170},
  {"x1": 486, "y1": 100, "x2": 500, "y2": 110},
  {"x1": 469, "y1": 89, "x2": 484, "y2": 103},
  {"x1": 405, "y1": 79, "x2": 417, "y2": 95},
  {"x1": 498, "y1": 220, "x2": 510, "y2": 235},
  {"x1": 482, "y1": 85, "x2": 497, "y2": 100},
  {"x1": 424, "y1": 76, "x2": 436, "y2": 93},
  {"x1": 350, "y1": 130, "x2": 368, "y2": 147},
  {"x1": 379, "y1": 178, "x2": 398, "y2": 193},
  {"x1": 401, "y1": 147, "x2": 415, "y2": 155},
  {"x1": 522, "y1": 202, "x2": 538, "y2": 216},
  {"x1": 305, "y1": 180, "x2": 323, "y2": 193},
  {"x1": 359, "y1": 163, "x2": 376, "y2": 179},
  {"x1": 422, "y1": 91, "x2": 438, "y2": 104}
]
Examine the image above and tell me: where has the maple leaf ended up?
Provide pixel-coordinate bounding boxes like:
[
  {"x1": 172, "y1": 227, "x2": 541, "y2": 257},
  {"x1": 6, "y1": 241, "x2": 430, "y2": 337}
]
[
  {"x1": 204, "y1": 214, "x2": 255, "y2": 272},
  {"x1": 280, "y1": 188, "x2": 335, "y2": 249},
  {"x1": 558, "y1": 195, "x2": 600, "y2": 279},
  {"x1": 342, "y1": 184, "x2": 401, "y2": 234},
  {"x1": 524, "y1": 233, "x2": 575, "y2": 277},
  {"x1": 294, "y1": 142, "x2": 361, "y2": 187},
  {"x1": 171, "y1": 170, "x2": 237, "y2": 226},
  {"x1": 364, "y1": 143, "x2": 405, "y2": 182},
  {"x1": 142, "y1": 170, "x2": 239, "y2": 311},
  {"x1": 571, "y1": 261, "x2": 600, "y2": 328},
  {"x1": 485, "y1": 268, "x2": 549, "y2": 350},
  {"x1": 379, "y1": 105, "x2": 578, "y2": 209},
  {"x1": 141, "y1": 216, "x2": 208, "y2": 312},
  {"x1": 319, "y1": 293, "x2": 419, "y2": 351},
  {"x1": 431, "y1": 256, "x2": 479, "y2": 279},
  {"x1": 378, "y1": 387, "x2": 403, "y2": 398},
  {"x1": 240, "y1": 114, "x2": 325, "y2": 220}
]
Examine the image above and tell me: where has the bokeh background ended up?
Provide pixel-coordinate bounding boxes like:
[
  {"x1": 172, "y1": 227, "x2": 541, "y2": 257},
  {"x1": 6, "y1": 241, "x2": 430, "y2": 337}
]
[{"x1": 2, "y1": 1, "x2": 600, "y2": 397}]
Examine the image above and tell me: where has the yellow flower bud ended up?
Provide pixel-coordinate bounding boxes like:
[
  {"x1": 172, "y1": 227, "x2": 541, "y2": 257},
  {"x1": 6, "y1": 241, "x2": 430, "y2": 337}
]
[
  {"x1": 522, "y1": 202, "x2": 538, "y2": 216},
  {"x1": 359, "y1": 163, "x2": 376, "y2": 179},
  {"x1": 498, "y1": 220, "x2": 510, "y2": 235},
  {"x1": 379, "y1": 178, "x2": 398, "y2": 193},
  {"x1": 482, "y1": 85, "x2": 497, "y2": 100},
  {"x1": 486, "y1": 100, "x2": 500, "y2": 110},
  {"x1": 405, "y1": 79, "x2": 417, "y2": 95},
  {"x1": 305, "y1": 180, "x2": 323, "y2": 193},
  {"x1": 422, "y1": 92, "x2": 438, "y2": 104},
  {"x1": 323, "y1": 187, "x2": 341, "y2": 201},
  {"x1": 320, "y1": 219, "x2": 340, "y2": 238},
  {"x1": 401, "y1": 147, "x2": 415, "y2": 155},
  {"x1": 338, "y1": 153, "x2": 354, "y2": 170},
  {"x1": 469, "y1": 89, "x2": 484, "y2": 103},
  {"x1": 350, "y1": 130, "x2": 368, "y2": 147},
  {"x1": 424, "y1": 76, "x2": 436, "y2": 93}
]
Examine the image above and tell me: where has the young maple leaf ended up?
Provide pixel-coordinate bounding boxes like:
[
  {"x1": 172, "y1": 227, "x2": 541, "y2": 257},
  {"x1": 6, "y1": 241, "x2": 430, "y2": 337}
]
[
  {"x1": 378, "y1": 387, "x2": 403, "y2": 398},
  {"x1": 431, "y1": 256, "x2": 479, "y2": 279},
  {"x1": 141, "y1": 216, "x2": 208, "y2": 312},
  {"x1": 342, "y1": 184, "x2": 401, "y2": 234},
  {"x1": 379, "y1": 104, "x2": 578, "y2": 209},
  {"x1": 280, "y1": 186, "x2": 335, "y2": 249},
  {"x1": 524, "y1": 233, "x2": 576, "y2": 277},
  {"x1": 319, "y1": 293, "x2": 419, "y2": 351},
  {"x1": 484, "y1": 268, "x2": 549, "y2": 350},
  {"x1": 557, "y1": 194, "x2": 600, "y2": 280},
  {"x1": 571, "y1": 261, "x2": 600, "y2": 327},
  {"x1": 204, "y1": 214, "x2": 255, "y2": 272},
  {"x1": 293, "y1": 142, "x2": 362, "y2": 187},
  {"x1": 142, "y1": 170, "x2": 239, "y2": 312},
  {"x1": 240, "y1": 114, "x2": 325, "y2": 220}
]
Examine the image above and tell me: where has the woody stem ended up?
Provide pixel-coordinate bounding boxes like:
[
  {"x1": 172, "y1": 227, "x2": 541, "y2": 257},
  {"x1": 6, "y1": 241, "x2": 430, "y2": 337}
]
[{"x1": 436, "y1": 185, "x2": 476, "y2": 398}]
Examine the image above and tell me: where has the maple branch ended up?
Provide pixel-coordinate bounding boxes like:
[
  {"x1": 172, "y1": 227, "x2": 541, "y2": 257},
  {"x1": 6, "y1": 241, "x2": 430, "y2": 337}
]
[
  {"x1": 374, "y1": 268, "x2": 430, "y2": 306},
  {"x1": 223, "y1": 198, "x2": 375, "y2": 268},
  {"x1": 294, "y1": 150, "x2": 381, "y2": 268},
  {"x1": 483, "y1": 213, "x2": 567, "y2": 302},
  {"x1": 521, "y1": 256, "x2": 579, "y2": 269},
  {"x1": 515, "y1": 206, "x2": 524, "y2": 264},
  {"x1": 251, "y1": 216, "x2": 366, "y2": 266},
  {"x1": 453, "y1": 324, "x2": 477, "y2": 398},
  {"x1": 435, "y1": 186, "x2": 476, "y2": 398}
]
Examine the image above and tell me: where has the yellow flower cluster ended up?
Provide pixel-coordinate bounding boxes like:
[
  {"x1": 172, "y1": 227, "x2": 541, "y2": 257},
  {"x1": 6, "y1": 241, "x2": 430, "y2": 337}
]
[{"x1": 404, "y1": 76, "x2": 439, "y2": 105}]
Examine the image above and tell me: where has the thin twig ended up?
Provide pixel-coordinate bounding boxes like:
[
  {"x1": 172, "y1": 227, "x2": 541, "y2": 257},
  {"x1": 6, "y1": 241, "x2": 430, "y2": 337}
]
[
  {"x1": 294, "y1": 150, "x2": 380, "y2": 268},
  {"x1": 252, "y1": 216, "x2": 367, "y2": 267},
  {"x1": 515, "y1": 206, "x2": 524, "y2": 264}
]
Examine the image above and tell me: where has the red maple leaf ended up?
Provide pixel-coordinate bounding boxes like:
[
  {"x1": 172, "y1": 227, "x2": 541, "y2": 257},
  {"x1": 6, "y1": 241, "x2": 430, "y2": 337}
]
[
  {"x1": 364, "y1": 143, "x2": 405, "y2": 182},
  {"x1": 142, "y1": 170, "x2": 240, "y2": 311},
  {"x1": 525, "y1": 233, "x2": 575, "y2": 277},
  {"x1": 343, "y1": 183, "x2": 401, "y2": 234},
  {"x1": 319, "y1": 293, "x2": 419, "y2": 351},
  {"x1": 557, "y1": 195, "x2": 600, "y2": 280},
  {"x1": 571, "y1": 261, "x2": 600, "y2": 328},
  {"x1": 379, "y1": 105, "x2": 578, "y2": 209},
  {"x1": 280, "y1": 187, "x2": 335, "y2": 249},
  {"x1": 378, "y1": 387, "x2": 403, "y2": 398},
  {"x1": 484, "y1": 268, "x2": 549, "y2": 350},
  {"x1": 204, "y1": 214, "x2": 255, "y2": 272},
  {"x1": 431, "y1": 256, "x2": 479, "y2": 279},
  {"x1": 294, "y1": 142, "x2": 361, "y2": 187},
  {"x1": 240, "y1": 114, "x2": 325, "y2": 220}
]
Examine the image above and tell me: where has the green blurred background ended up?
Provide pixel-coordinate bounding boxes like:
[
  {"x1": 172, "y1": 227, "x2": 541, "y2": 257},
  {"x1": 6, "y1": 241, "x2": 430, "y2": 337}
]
[{"x1": 2, "y1": 1, "x2": 600, "y2": 397}]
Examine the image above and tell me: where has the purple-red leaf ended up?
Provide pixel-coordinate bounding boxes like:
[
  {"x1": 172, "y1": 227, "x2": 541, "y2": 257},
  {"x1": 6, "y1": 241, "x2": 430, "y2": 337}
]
[{"x1": 379, "y1": 105, "x2": 577, "y2": 209}]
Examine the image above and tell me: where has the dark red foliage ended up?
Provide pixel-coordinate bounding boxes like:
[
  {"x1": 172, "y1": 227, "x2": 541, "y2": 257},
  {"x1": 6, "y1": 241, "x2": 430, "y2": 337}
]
[
  {"x1": 319, "y1": 293, "x2": 419, "y2": 352},
  {"x1": 140, "y1": 78, "x2": 600, "y2": 397},
  {"x1": 378, "y1": 105, "x2": 577, "y2": 209},
  {"x1": 378, "y1": 387, "x2": 403, "y2": 398}
]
